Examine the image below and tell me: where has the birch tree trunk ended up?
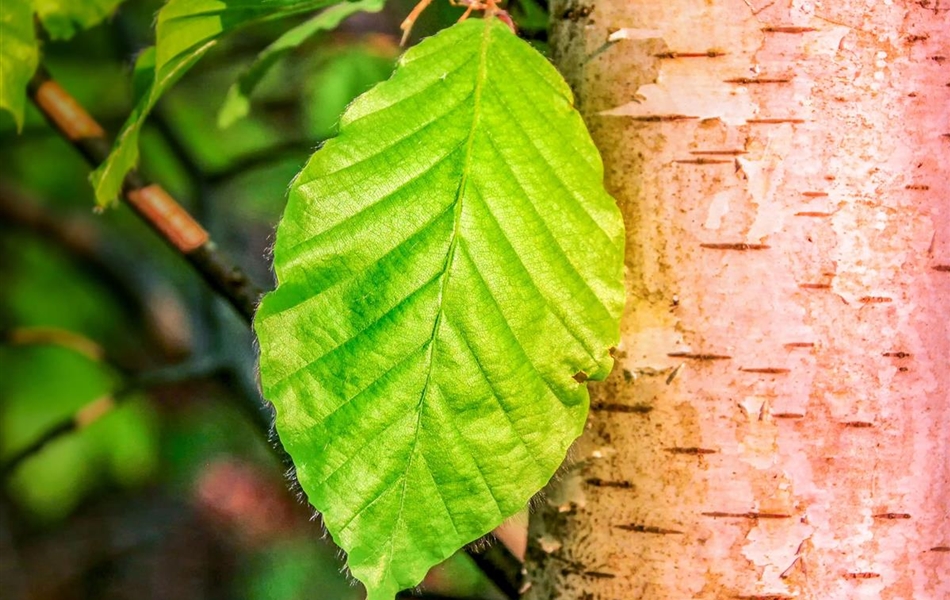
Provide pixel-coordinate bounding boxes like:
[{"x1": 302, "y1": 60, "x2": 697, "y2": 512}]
[{"x1": 525, "y1": 1, "x2": 949, "y2": 598}]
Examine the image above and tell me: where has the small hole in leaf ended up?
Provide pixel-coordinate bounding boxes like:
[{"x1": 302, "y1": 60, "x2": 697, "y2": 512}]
[{"x1": 573, "y1": 371, "x2": 589, "y2": 383}]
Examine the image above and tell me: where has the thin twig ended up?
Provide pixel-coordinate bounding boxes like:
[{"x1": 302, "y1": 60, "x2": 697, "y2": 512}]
[
  {"x1": 0, "y1": 186, "x2": 193, "y2": 361},
  {"x1": 26, "y1": 67, "x2": 264, "y2": 324}
]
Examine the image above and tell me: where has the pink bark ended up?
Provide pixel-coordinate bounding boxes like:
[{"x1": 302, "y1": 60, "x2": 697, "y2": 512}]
[{"x1": 526, "y1": 1, "x2": 949, "y2": 598}]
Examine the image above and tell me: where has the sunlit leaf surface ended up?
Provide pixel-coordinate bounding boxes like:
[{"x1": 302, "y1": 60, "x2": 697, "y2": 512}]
[{"x1": 255, "y1": 18, "x2": 625, "y2": 599}]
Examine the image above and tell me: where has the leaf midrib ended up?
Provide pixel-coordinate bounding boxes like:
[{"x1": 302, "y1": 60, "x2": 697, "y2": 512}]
[{"x1": 381, "y1": 19, "x2": 494, "y2": 582}]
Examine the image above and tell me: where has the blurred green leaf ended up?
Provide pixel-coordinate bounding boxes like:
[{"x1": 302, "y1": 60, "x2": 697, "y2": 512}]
[
  {"x1": 4, "y1": 235, "x2": 129, "y2": 339},
  {"x1": 255, "y1": 18, "x2": 624, "y2": 599},
  {"x1": 244, "y1": 540, "x2": 361, "y2": 600},
  {"x1": 90, "y1": 45, "x2": 211, "y2": 208},
  {"x1": 219, "y1": 0, "x2": 385, "y2": 129},
  {"x1": 510, "y1": 0, "x2": 548, "y2": 32},
  {"x1": 91, "y1": 0, "x2": 353, "y2": 207},
  {"x1": 304, "y1": 43, "x2": 394, "y2": 140},
  {"x1": 0, "y1": 0, "x2": 38, "y2": 130},
  {"x1": 1, "y1": 0, "x2": 133, "y2": 129},
  {"x1": 34, "y1": 0, "x2": 126, "y2": 40},
  {"x1": 1, "y1": 345, "x2": 158, "y2": 522}
]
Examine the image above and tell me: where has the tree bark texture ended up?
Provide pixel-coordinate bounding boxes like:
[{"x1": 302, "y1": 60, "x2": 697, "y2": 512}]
[{"x1": 526, "y1": 1, "x2": 949, "y2": 598}]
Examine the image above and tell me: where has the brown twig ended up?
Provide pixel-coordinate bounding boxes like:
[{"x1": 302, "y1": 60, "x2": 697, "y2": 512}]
[{"x1": 25, "y1": 67, "x2": 263, "y2": 324}]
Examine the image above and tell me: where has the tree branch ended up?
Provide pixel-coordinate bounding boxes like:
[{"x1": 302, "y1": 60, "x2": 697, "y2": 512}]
[
  {"x1": 26, "y1": 67, "x2": 263, "y2": 324},
  {"x1": 0, "y1": 185, "x2": 193, "y2": 361}
]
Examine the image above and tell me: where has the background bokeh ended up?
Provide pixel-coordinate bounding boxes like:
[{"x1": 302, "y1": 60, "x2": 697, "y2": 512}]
[{"x1": 0, "y1": 1, "x2": 543, "y2": 598}]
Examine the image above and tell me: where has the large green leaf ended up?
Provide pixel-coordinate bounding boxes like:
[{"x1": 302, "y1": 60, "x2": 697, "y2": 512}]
[
  {"x1": 0, "y1": 0, "x2": 38, "y2": 130},
  {"x1": 91, "y1": 0, "x2": 347, "y2": 206},
  {"x1": 34, "y1": 0, "x2": 125, "y2": 40},
  {"x1": 255, "y1": 18, "x2": 624, "y2": 600}
]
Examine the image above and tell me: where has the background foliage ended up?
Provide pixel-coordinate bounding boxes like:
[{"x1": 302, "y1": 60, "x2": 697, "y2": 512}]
[{"x1": 0, "y1": 1, "x2": 550, "y2": 597}]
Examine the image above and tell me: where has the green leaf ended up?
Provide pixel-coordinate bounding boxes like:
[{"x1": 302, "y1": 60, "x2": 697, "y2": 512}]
[
  {"x1": 91, "y1": 0, "x2": 347, "y2": 206},
  {"x1": 34, "y1": 0, "x2": 125, "y2": 40},
  {"x1": 0, "y1": 0, "x2": 38, "y2": 130},
  {"x1": 255, "y1": 18, "x2": 624, "y2": 600},
  {"x1": 90, "y1": 45, "x2": 212, "y2": 207},
  {"x1": 303, "y1": 45, "x2": 395, "y2": 140},
  {"x1": 510, "y1": 0, "x2": 548, "y2": 32},
  {"x1": 218, "y1": 0, "x2": 385, "y2": 129},
  {"x1": 1, "y1": 345, "x2": 158, "y2": 523}
]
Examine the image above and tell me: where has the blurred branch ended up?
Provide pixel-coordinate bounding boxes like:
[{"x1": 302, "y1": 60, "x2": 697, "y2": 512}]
[
  {"x1": 26, "y1": 66, "x2": 264, "y2": 324},
  {"x1": 0, "y1": 185, "x2": 193, "y2": 361},
  {"x1": 0, "y1": 358, "x2": 227, "y2": 478},
  {"x1": 467, "y1": 543, "x2": 526, "y2": 599}
]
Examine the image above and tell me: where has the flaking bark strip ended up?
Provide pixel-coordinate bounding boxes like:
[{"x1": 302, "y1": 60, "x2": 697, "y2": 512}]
[
  {"x1": 747, "y1": 118, "x2": 806, "y2": 124},
  {"x1": 590, "y1": 402, "x2": 654, "y2": 414},
  {"x1": 699, "y1": 243, "x2": 770, "y2": 250},
  {"x1": 724, "y1": 78, "x2": 793, "y2": 84},
  {"x1": 702, "y1": 511, "x2": 792, "y2": 519},
  {"x1": 799, "y1": 283, "x2": 832, "y2": 289},
  {"x1": 665, "y1": 363, "x2": 683, "y2": 385},
  {"x1": 583, "y1": 571, "x2": 616, "y2": 579},
  {"x1": 667, "y1": 352, "x2": 732, "y2": 360},
  {"x1": 654, "y1": 51, "x2": 727, "y2": 58},
  {"x1": 585, "y1": 478, "x2": 635, "y2": 489},
  {"x1": 761, "y1": 26, "x2": 817, "y2": 33},
  {"x1": 628, "y1": 114, "x2": 700, "y2": 122},
  {"x1": 665, "y1": 447, "x2": 718, "y2": 455},
  {"x1": 690, "y1": 149, "x2": 747, "y2": 155},
  {"x1": 614, "y1": 523, "x2": 684, "y2": 535},
  {"x1": 674, "y1": 158, "x2": 733, "y2": 165}
]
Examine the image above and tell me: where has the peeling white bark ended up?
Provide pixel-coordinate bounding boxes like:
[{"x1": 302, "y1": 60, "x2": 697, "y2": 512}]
[{"x1": 526, "y1": 1, "x2": 949, "y2": 598}]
